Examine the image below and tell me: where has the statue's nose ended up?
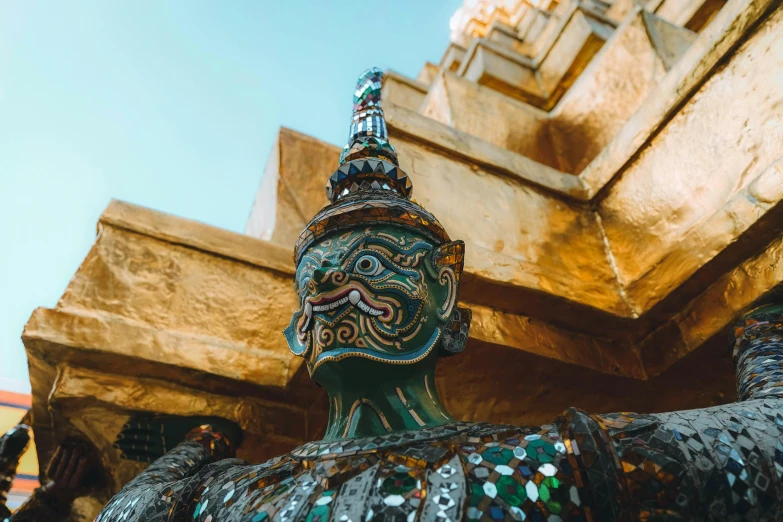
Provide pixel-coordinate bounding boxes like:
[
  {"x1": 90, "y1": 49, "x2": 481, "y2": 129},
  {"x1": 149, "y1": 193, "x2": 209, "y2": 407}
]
[{"x1": 312, "y1": 263, "x2": 348, "y2": 292}]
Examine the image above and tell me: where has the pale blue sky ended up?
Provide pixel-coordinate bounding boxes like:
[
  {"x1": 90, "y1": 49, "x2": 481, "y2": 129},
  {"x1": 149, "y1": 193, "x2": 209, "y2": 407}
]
[{"x1": 0, "y1": 1, "x2": 461, "y2": 393}]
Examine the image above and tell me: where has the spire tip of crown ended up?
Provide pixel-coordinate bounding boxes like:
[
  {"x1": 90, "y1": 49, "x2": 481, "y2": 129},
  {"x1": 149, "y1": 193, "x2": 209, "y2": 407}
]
[{"x1": 326, "y1": 67, "x2": 412, "y2": 203}]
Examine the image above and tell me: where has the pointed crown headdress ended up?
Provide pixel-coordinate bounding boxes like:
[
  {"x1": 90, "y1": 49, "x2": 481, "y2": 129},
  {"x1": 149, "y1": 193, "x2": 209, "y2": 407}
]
[{"x1": 293, "y1": 68, "x2": 451, "y2": 264}]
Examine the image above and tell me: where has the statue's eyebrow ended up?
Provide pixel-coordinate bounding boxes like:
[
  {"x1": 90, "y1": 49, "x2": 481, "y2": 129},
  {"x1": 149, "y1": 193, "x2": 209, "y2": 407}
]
[
  {"x1": 335, "y1": 232, "x2": 372, "y2": 265},
  {"x1": 296, "y1": 252, "x2": 322, "y2": 289},
  {"x1": 299, "y1": 252, "x2": 322, "y2": 268}
]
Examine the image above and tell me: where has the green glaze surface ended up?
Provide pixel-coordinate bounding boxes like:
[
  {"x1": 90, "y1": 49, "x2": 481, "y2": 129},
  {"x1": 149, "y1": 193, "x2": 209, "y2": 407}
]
[{"x1": 285, "y1": 225, "x2": 460, "y2": 440}]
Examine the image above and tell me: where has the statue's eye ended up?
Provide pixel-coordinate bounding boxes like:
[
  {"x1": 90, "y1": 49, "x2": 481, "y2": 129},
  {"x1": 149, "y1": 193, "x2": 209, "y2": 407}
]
[{"x1": 354, "y1": 255, "x2": 384, "y2": 277}]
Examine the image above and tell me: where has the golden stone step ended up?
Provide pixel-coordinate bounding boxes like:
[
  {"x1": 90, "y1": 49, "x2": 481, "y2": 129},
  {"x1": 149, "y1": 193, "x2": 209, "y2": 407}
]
[
  {"x1": 439, "y1": 42, "x2": 467, "y2": 73},
  {"x1": 246, "y1": 128, "x2": 339, "y2": 245},
  {"x1": 537, "y1": 5, "x2": 615, "y2": 108},
  {"x1": 418, "y1": 8, "x2": 696, "y2": 176},
  {"x1": 381, "y1": 70, "x2": 428, "y2": 113},
  {"x1": 458, "y1": 39, "x2": 545, "y2": 106},
  {"x1": 416, "y1": 61, "x2": 440, "y2": 88},
  {"x1": 548, "y1": 8, "x2": 696, "y2": 173},
  {"x1": 457, "y1": 4, "x2": 615, "y2": 110},
  {"x1": 526, "y1": 0, "x2": 615, "y2": 59},
  {"x1": 485, "y1": 19, "x2": 528, "y2": 55},
  {"x1": 420, "y1": 71, "x2": 559, "y2": 171},
  {"x1": 516, "y1": 5, "x2": 553, "y2": 42},
  {"x1": 656, "y1": 0, "x2": 728, "y2": 31}
]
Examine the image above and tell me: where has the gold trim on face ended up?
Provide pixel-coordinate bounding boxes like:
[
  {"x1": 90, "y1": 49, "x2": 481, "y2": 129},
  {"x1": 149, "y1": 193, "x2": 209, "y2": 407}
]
[{"x1": 395, "y1": 387, "x2": 426, "y2": 426}]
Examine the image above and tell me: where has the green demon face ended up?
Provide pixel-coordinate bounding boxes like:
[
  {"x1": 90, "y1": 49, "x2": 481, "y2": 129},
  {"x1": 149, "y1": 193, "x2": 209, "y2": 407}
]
[{"x1": 285, "y1": 225, "x2": 463, "y2": 377}]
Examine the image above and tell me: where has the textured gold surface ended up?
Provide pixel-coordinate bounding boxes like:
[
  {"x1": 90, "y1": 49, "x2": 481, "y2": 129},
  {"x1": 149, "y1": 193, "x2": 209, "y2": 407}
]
[
  {"x1": 421, "y1": 72, "x2": 559, "y2": 170},
  {"x1": 466, "y1": 304, "x2": 645, "y2": 378},
  {"x1": 391, "y1": 133, "x2": 630, "y2": 316},
  {"x1": 438, "y1": 333, "x2": 735, "y2": 427},
  {"x1": 549, "y1": 9, "x2": 692, "y2": 173},
  {"x1": 600, "y1": 6, "x2": 783, "y2": 314},
  {"x1": 640, "y1": 232, "x2": 783, "y2": 375},
  {"x1": 246, "y1": 128, "x2": 339, "y2": 244},
  {"x1": 416, "y1": 62, "x2": 440, "y2": 87},
  {"x1": 578, "y1": 0, "x2": 777, "y2": 194},
  {"x1": 382, "y1": 71, "x2": 428, "y2": 112},
  {"x1": 23, "y1": 201, "x2": 319, "y2": 498},
  {"x1": 439, "y1": 43, "x2": 467, "y2": 73}
]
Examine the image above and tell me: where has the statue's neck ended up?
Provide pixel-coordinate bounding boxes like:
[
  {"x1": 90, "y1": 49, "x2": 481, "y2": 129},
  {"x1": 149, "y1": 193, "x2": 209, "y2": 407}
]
[{"x1": 320, "y1": 364, "x2": 454, "y2": 441}]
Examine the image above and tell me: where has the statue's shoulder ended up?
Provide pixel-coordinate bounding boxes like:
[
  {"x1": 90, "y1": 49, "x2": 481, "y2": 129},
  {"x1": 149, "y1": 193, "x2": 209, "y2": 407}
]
[
  {"x1": 456, "y1": 421, "x2": 568, "y2": 467},
  {"x1": 186, "y1": 453, "x2": 304, "y2": 518},
  {"x1": 196, "y1": 452, "x2": 301, "y2": 486}
]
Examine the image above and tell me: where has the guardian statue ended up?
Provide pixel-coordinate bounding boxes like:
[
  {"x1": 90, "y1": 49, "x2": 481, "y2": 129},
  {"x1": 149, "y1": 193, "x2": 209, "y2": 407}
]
[{"x1": 95, "y1": 68, "x2": 783, "y2": 522}]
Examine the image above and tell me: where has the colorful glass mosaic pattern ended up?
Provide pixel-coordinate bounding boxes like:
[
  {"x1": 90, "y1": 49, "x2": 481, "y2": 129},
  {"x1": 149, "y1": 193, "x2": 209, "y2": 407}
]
[
  {"x1": 732, "y1": 304, "x2": 783, "y2": 401},
  {"x1": 95, "y1": 395, "x2": 783, "y2": 522},
  {"x1": 441, "y1": 307, "x2": 472, "y2": 356},
  {"x1": 325, "y1": 158, "x2": 411, "y2": 203},
  {"x1": 328, "y1": 67, "x2": 411, "y2": 204},
  {"x1": 339, "y1": 67, "x2": 397, "y2": 166},
  {"x1": 294, "y1": 191, "x2": 450, "y2": 265},
  {"x1": 433, "y1": 241, "x2": 466, "y2": 281}
]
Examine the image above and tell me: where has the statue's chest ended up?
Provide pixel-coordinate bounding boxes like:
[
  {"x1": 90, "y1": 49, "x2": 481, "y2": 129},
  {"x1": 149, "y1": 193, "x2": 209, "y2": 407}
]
[{"x1": 194, "y1": 426, "x2": 580, "y2": 522}]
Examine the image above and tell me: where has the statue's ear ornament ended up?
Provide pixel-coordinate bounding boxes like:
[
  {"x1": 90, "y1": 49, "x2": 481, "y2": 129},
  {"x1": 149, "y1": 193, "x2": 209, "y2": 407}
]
[
  {"x1": 284, "y1": 312, "x2": 310, "y2": 358},
  {"x1": 440, "y1": 306, "x2": 472, "y2": 356},
  {"x1": 431, "y1": 240, "x2": 468, "y2": 353},
  {"x1": 430, "y1": 240, "x2": 466, "y2": 280}
]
